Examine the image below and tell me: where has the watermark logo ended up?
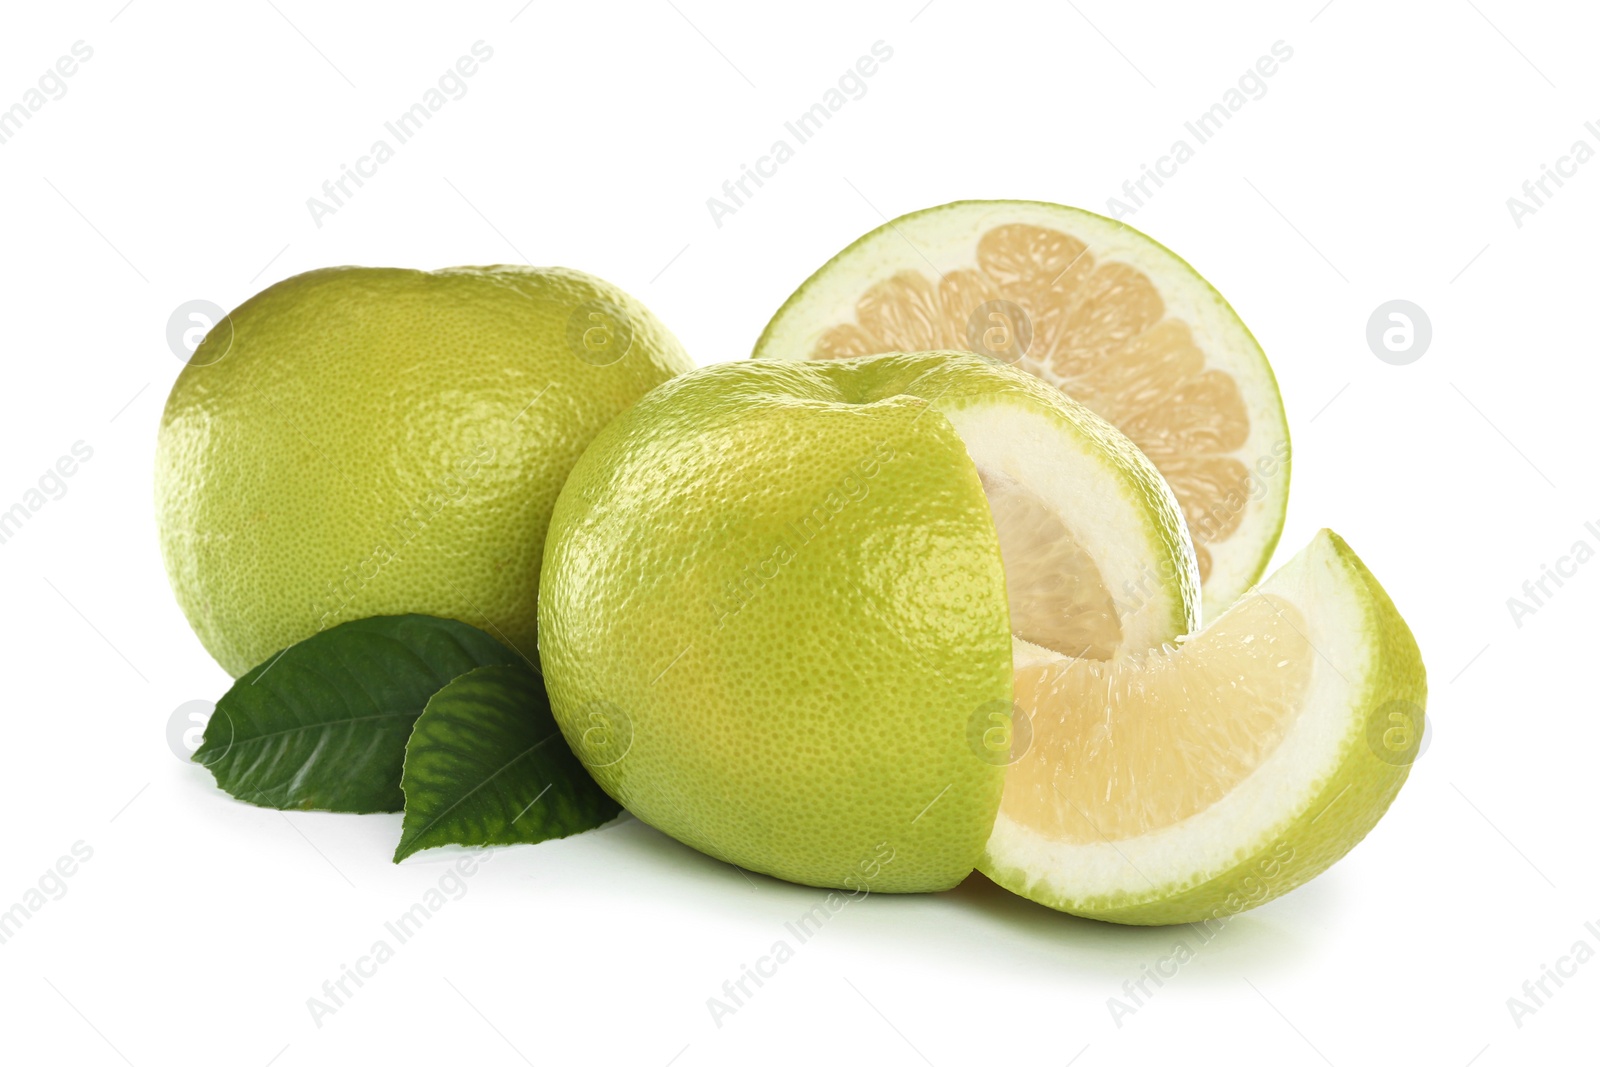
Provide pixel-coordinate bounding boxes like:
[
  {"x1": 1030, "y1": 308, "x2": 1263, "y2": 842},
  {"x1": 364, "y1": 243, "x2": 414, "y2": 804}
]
[
  {"x1": 1107, "y1": 40, "x2": 1294, "y2": 218},
  {"x1": 1506, "y1": 919, "x2": 1600, "y2": 1029},
  {"x1": 305, "y1": 41, "x2": 495, "y2": 229},
  {"x1": 167, "y1": 300, "x2": 233, "y2": 365},
  {"x1": 1506, "y1": 521, "x2": 1600, "y2": 629},
  {"x1": 306, "y1": 850, "x2": 495, "y2": 1028},
  {"x1": 570, "y1": 700, "x2": 633, "y2": 768},
  {"x1": 1108, "y1": 841, "x2": 1295, "y2": 1028},
  {"x1": 965, "y1": 300, "x2": 1032, "y2": 364},
  {"x1": 1366, "y1": 300, "x2": 1431, "y2": 365},
  {"x1": 0, "y1": 41, "x2": 94, "y2": 148},
  {"x1": 0, "y1": 841, "x2": 94, "y2": 947},
  {"x1": 705, "y1": 41, "x2": 895, "y2": 229},
  {"x1": 966, "y1": 698, "x2": 1033, "y2": 766},
  {"x1": 565, "y1": 299, "x2": 633, "y2": 367},
  {"x1": 0, "y1": 440, "x2": 95, "y2": 549},
  {"x1": 166, "y1": 700, "x2": 216, "y2": 762},
  {"x1": 707, "y1": 841, "x2": 895, "y2": 1029},
  {"x1": 1364, "y1": 698, "x2": 1429, "y2": 766},
  {"x1": 1506, "y1": 120, "x2": 1600, "y2": 229}
]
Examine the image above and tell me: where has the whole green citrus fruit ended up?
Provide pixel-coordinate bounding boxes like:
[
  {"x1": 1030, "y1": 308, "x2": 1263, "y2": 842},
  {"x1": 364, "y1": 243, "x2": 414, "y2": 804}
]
[{"x1": 156, "y1": 265, "x2": 692, "y2": 676}]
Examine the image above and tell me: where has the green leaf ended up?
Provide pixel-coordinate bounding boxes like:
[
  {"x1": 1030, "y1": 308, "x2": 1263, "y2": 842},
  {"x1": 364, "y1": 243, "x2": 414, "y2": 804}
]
[
  {"x1": 394, "y1": 663, "x2": 622, "y2": 862},
  {"x1": 194, "y1": 615, "x2": 520, "y2": 812}
]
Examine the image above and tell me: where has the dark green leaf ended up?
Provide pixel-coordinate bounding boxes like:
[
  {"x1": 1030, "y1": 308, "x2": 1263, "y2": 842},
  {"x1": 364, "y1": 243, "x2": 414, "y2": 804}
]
[
  {"x1": 194, "y1": 615, "x2": 520, "y2": 812},
  {"x1": 394, "y1": 663, "x2": 621, "y2": 862}
]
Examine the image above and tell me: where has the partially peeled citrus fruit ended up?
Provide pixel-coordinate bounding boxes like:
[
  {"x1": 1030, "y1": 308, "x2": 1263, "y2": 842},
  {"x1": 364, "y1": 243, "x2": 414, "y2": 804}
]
[
  {"x1": 541, "y1": 355, "x2": 1420, "y2": 922},
  {"x1": 539, "y1": 352, "x2": 1196, "y2": 892}
]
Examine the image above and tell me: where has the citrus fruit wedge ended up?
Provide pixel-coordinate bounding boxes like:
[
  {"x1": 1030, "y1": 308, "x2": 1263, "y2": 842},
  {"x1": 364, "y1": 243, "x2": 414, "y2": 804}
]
[
  {"x1": 981, "y1": 529, "x2": 1426, "y2": 925},
  {"x1": 753, "y1": 199, "x2": 1291, "y2": 620},
  {"x1": 539, "y1": 352, "x2": 1197, "y2": 892}
]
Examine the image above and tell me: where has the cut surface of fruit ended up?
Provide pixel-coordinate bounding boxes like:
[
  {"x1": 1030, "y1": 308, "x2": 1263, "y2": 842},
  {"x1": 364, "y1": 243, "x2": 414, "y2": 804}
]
[
  {"x1": 754, "y1": 200, "x2": 1291, "y2": 620},
  {"x1": 980, "y1": 469, "x2": 1123, "y2": 660},
  {"x1": 538, "y1": 353, "x2": 1197, "y2": 893},
  {"x1": 981, "y1": 530, "x2": 1426, "y2": 926},
  {"x1": 914, "y1": 358, "x2": 1199, "y2": 660},
  {"x1": 1006, "y1": 592, "x2": 1312, "y2": 844}
]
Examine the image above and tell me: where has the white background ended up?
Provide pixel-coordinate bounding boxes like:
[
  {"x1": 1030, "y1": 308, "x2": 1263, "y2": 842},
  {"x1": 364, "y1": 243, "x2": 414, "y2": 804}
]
[{"x1": 1, "y1": 1, "x2": 1594, "y2": 1064}]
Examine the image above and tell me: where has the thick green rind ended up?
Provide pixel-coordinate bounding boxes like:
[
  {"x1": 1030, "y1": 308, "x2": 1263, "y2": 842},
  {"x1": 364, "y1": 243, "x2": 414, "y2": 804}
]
[
  {"x1": 979, "y1": 530, "x2": 1425, "y2": 925},
  {"x1": 820, "y1": 351, "x2": 1199, "y2": 641},
  {"x1": 751, "y1": 198, "x2": 1290, "y2": 621}
]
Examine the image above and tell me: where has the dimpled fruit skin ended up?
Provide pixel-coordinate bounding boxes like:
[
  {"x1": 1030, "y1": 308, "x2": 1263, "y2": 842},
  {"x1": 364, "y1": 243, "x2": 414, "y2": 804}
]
[
  {"x1": 539, "y1": 354, "x2": 1022, "y2": 892},
  {"x1": 156, "y1": 266, "x2": 692, "y2": 677}
]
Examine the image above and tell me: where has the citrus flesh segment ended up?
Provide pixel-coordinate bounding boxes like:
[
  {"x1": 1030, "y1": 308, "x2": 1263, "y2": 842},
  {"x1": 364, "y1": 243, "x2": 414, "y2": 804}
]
[
  {"x1": 754, "y1": 200, "x2": 1291, "y2": 620},
  {"x1": 979, "y1": 469, "x2": 1122, "y2": 660},
  {"x1": 1005, "y1": 594, "x2": 1312, "y2": 845},
  {"x1": 538, "y1": 353, "x2": 1197, "y2": 893},
  {"x1": 981, "y1": 530, "x2": 1426, "y2": 925},
  {"x1": 895, "y1": 354, "x2": 1200, "y2": 661}
]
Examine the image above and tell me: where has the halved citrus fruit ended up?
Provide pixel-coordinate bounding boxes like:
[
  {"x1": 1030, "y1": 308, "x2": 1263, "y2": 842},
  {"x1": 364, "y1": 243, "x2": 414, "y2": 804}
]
[
  {"x1": 754, "y1": 200, "x2": 1290, "y2": 620},
  {"x1": 982, "y1": 529, "x2": 1426, "y2": 925}
]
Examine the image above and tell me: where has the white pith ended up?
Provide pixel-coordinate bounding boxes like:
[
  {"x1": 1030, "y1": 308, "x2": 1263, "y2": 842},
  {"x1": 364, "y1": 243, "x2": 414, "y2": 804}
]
[
  {"x1": 759, "y1": 200, "x2": 1291, "y2": 622},
  {"x1": 983, "y1": 532, "x2": 1372, "y2": 902},
  {"x1": 936, "y1": 398, "x2": 1193, "y2": 657}
]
